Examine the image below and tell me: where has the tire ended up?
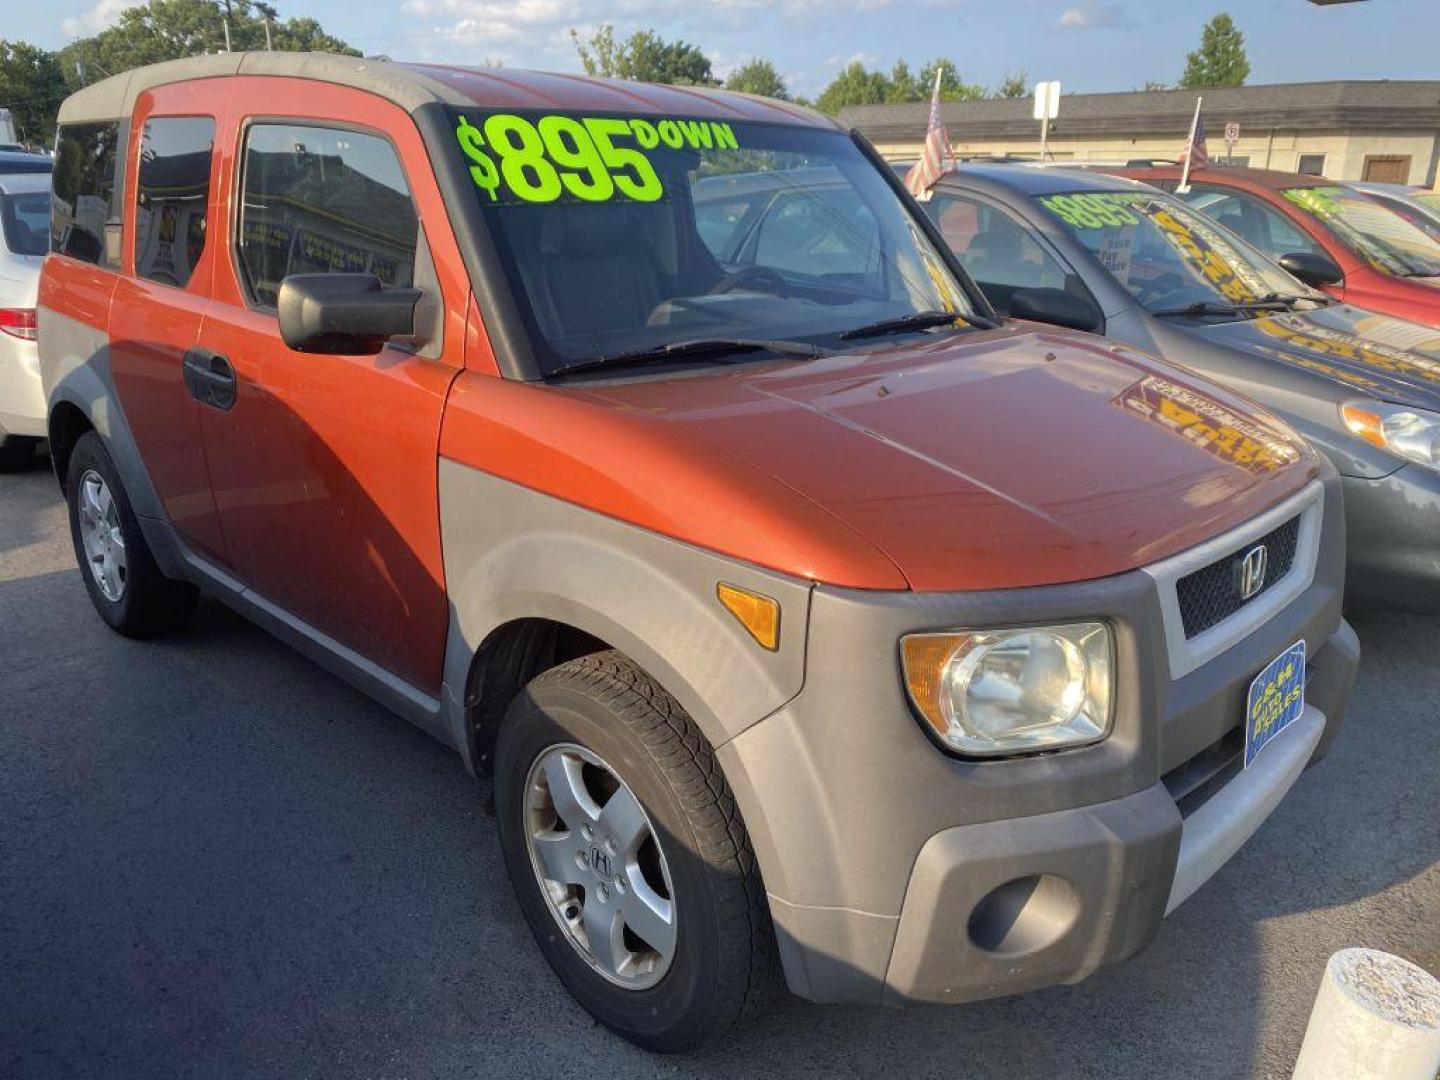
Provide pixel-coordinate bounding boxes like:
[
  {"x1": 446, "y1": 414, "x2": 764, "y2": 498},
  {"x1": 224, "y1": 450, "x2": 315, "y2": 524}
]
[
  {"x1": 494, "y1": 650, "x2": 777, "y2": 1053},
  {"x1": 0, "y1": 434, "x2": 40, "y2": 473},
  {"x1": 65, "y1": 431, "x2": 198, "y2": 637}
]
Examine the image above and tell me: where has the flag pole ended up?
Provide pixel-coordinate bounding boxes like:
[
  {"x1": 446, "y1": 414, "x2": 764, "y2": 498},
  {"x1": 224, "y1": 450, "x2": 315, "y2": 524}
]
[
  {"x1": 1178, "y1": 95, "x2": 1202, "y2": 194},
  {"x1": 932, "y1": 66, "x2": 948, "y2": 169}
]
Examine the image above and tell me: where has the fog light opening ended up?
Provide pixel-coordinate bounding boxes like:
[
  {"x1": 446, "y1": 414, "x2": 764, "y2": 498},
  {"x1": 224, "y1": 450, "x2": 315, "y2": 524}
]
[{"x1": 967, "y1": 874, "x2": 1080, "y2": 956}]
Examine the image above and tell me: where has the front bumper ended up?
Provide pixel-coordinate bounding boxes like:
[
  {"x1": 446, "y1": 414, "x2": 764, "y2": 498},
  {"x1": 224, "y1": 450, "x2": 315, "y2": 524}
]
[
  {"x1": 717, "y1": 473, "x2": 1357, "y2": 1006},
  {"x1": 1341, "y1": 466, "x2": 1440, "y2": 612}
]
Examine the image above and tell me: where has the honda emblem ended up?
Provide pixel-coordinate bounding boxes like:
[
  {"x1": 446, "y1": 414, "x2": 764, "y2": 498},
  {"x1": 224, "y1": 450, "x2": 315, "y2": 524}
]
[{"x1": 1237, "y1": 544, "x2": 1268, "y2": 600}]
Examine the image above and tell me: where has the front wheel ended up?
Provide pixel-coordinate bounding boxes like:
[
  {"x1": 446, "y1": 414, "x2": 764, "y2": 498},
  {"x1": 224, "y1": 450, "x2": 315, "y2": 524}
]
[{"x1": 494, "y1": 651, "x2": 777, "y2": 1053}]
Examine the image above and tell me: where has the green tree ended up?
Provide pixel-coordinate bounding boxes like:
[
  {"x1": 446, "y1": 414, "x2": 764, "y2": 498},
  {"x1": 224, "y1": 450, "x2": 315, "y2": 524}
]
[
  {"x1": 885, "y1": 60, "x2": 919, "y2": 103},
  {"x1": 724, "y1": 57, "x2": 788, "y2": 100},
  {"x1": 58, "y1": 0, "x2": 357, "y2": 89},
  {"x1": 814, "y1": 60, "x2": 890, "y2": 114},
  {"x1": 1180, "y1": 12, "x2": 1249, "y2": 88},
  {"x1": 994, "y1": 70, "x2": 1028, "y2": 99},
  {"x1": 570, "y1": 24, "x2": 717, "y2": 86},
  {"x1": 0, "y1": 40, "x2": 68, "y2": 145},
  {"x1": 917, "y1": 59, "x2": 984, "y2": 102}
]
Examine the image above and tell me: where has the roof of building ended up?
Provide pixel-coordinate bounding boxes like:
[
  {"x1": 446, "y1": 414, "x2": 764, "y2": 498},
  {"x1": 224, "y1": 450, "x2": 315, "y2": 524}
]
[
  {"x1": 58, "y1": 52, "x2": 832, "y2": 129},
  {"x1": 841, "y1": 80, "x2": 1440, "y2": 143}
]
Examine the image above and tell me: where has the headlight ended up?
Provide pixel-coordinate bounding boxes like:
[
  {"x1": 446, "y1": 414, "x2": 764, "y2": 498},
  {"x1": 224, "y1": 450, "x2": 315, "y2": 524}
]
[
  {"x1": 1341, "y1": 400, "x2": 1440, "y2": 471},
  {"x1": 901, "y1": 622, "x2": 1113, "y2": 756}
]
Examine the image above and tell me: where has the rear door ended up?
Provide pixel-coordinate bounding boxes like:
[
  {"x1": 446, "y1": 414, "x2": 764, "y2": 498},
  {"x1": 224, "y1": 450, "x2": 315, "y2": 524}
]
[
  {"x1": 108, "y1": 81, "x2": 229, "y2": 560},
  {"x1": 195, "y1": 78, "x2": 467, "y2": 695}
]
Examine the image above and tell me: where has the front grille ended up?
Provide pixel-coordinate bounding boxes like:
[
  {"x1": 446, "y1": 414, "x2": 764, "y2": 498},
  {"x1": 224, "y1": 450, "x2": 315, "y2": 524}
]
[{"x1": 1176, "y1": 515, "x2": 1301, "y2": 639}]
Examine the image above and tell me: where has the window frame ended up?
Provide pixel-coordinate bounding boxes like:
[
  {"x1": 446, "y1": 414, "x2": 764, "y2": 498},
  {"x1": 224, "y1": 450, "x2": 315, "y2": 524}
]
[
  {"x1": 1296, "y1": 153, "x2": 1327, "y2": 177},
  {"x1": 132, "y1": 113, "x2": 217, "y2": 291},
  {"x1": 230, "y1": 115, "x2": 422, "y2": 315},
  {"x1": 51, "y1": 119, "x2": 125, "y2": 270}
]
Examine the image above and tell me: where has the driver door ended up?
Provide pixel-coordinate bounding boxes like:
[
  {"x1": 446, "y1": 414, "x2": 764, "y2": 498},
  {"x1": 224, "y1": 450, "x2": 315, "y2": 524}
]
[{"x1": 193, "y1": 80, "x2": 469, "y2": 694}]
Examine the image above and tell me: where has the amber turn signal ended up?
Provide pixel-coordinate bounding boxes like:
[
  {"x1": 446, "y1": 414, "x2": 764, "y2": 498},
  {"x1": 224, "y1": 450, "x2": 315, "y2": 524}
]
[
  {"x1": 716, "y1": 583, "x2": 780, "y2": 651},
  {"x1": 1340, "y1": 403, "x2": 1388, "y2": 448},
  {"x1": 900, "y1": 634, "x2": 968, "y2": 735}
]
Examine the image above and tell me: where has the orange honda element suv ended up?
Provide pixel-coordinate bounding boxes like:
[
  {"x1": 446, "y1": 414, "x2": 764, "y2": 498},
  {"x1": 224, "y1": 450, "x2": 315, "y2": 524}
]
[{"x1": 40, "y1": 55, "x2": 1359, "y2": 1052}]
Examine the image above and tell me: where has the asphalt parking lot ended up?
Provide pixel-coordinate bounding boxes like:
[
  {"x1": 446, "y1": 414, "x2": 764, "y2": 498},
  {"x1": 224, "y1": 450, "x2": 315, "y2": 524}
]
[{"x1": 1, "y1": 458, "x2": 1436, "y2": 1080}]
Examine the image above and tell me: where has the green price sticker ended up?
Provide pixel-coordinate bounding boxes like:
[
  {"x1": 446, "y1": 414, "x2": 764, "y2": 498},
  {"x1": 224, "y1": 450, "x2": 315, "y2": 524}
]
[
  {"x1": 1041, "y1": 193, "x2": 1143, "y2": 230},
  {"x1": 455, "y1": 112, "x2": 741, "y2": 205}
]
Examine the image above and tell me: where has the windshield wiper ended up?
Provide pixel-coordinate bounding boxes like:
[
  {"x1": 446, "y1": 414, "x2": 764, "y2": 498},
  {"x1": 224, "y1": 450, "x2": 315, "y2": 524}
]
[
  {"x1": 546, "y1": 337, "x2": 826, "y2": 379},
  {"x1": 1150, "y1": 298, "x2": 1295, "y2": 318},
  {"x1": 1255, "y1": 291, "x2": 1332, "y2": 307},
  {"x1": 837, "y1": 309, "x2": 992, "y2": 340}
]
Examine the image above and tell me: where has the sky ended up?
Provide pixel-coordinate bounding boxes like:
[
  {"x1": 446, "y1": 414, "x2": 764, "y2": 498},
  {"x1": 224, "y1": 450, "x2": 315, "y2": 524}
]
[{"x1": 15, "y1": 0, "x2": 1440, "y2": 102}]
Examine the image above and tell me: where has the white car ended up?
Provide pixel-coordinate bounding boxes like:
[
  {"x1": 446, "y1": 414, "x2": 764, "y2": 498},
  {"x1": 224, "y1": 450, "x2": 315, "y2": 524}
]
[{"x1": 0, "y1": 155, "x2": 49, "y2": 470}]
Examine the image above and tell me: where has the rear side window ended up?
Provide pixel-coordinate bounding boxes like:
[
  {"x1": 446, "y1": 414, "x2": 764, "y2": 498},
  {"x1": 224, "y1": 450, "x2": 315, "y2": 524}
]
[
  {"x1": 134, "y1": 116, "x2": 215, "y2": 288},
  {"x1": 52, "y1": 122, "x2": 121, "y2": 266},
  {"x1": 1, "y1": 190, "x2": 49, "y2": 257},
  {"x1": 237, "y1": 123, "x2": 418, "y2": 308}
]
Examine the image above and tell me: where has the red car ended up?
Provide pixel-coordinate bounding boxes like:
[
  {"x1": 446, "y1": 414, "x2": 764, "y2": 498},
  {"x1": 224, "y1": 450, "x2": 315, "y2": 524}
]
[{"x1": 1115, "y1": 166, "x2": 1440, "y2": 327}]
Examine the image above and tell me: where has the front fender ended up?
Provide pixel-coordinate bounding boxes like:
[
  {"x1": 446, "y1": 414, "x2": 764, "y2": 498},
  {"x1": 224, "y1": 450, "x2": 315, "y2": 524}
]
[{"x1": 436, "y1": 458, "x2": 813, "y2": 764}]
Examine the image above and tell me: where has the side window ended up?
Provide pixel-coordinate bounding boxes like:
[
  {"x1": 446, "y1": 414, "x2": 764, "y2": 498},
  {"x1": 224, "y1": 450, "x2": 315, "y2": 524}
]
[
  {"x1": 927, "y1": 194, "x2": 1069, "y2": 306},
  {"x1": 237, "y1": 123, "x2": 419, "y2": 309},
  {"x1": 1180, "y1": 186, "x2": 1322, "y2": 261},
  {"x1": 694, "y1": 195, "x2": 757, "y2": 261},
  {"x1": 51, "y1": 121, "x2": 121, "y2": 266},
  {"x1": 134, "y1": 116, "x2": 215, "y2": 288},
  {"x1": 752, "y1": 189, "x2": 879, "y2": 280}
]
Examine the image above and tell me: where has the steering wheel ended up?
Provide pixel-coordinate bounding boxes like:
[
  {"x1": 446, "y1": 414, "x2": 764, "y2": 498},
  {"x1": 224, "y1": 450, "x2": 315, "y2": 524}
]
[{"x1": 709, "y1": 266, "x2": 790, "y2": 299}]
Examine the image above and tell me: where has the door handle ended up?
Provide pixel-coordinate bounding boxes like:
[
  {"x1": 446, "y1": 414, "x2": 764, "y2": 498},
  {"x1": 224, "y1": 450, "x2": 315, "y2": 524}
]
[{"x1": 183, "y1": 348, "x2": 237, "y2": 412}]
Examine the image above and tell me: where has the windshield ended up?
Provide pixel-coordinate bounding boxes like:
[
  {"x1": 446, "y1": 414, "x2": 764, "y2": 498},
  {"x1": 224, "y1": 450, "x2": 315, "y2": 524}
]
[
  {"x1": 446, "y1": 110, "x2": 973, "y2": 374},
  {"x1": 1037, "y1": 190, "x2": 1310, "y2": 312},
  {"x1": 0, "y1": 190, "x2": 48, "y2": 257},
  {"x1": 1281, "y1": 186, "x2": 1440, "y2": 278},
  {"x1": 1414, "y1": 192, "x2": 1440, "y2": 215}
]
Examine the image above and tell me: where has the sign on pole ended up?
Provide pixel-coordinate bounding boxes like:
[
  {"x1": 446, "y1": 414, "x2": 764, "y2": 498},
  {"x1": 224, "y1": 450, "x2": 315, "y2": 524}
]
[
  {"x1": 1224, "y1": 121, "x2": 1240, "y2": 164},
  {"x1": 1033, "y1": 81, "x2": 1060, "y2": 159}
]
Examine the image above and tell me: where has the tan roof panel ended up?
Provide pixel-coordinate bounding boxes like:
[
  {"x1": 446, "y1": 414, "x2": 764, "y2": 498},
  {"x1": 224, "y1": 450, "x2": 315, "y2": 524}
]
[{"x1": 58, "y1": 51, "x2": 835, "y2": 130}]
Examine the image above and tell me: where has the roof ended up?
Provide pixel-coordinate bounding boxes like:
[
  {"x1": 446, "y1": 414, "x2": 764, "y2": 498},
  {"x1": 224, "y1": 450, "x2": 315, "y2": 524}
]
[
  {"x1": 1118, "y1": 165, "x2": 1335, "y2": 191},
  {"x1": 841, "y1": 80, "x2": 1440, "y2": 143},
  {"x1": 933, "y1": 162, "x2": 1152, "y2": 196},
  {"x1": 0, "y1": 149, "x2": 52, "y2": 175},
  {"x1": 1351, "y1": 180, "x2": 1422, "y2": 195},
  {"x1": 58, "y1": 52, "x2": 833, "y2": 130},
  {"x1": 0, "y1": 171, "x2": 50, "y2": 195}
]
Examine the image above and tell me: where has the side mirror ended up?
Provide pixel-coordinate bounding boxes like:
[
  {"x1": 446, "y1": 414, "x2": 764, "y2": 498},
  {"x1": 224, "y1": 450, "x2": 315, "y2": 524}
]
[
  {"x1": 1277, "y1": 251, "x2": 1343, "y2": 288},
  {"x1": 1008, "y1": 287, "x2": 1104, "y2": 334},
  {"x1": 276, "y1": 273, "x2": 422, "y2": 355}
]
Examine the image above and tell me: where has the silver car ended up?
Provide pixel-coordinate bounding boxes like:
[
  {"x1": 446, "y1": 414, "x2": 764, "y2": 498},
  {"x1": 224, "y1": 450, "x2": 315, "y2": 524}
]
[{"x1": 0, "y1": 155, "x2": 50, "y2": 470}]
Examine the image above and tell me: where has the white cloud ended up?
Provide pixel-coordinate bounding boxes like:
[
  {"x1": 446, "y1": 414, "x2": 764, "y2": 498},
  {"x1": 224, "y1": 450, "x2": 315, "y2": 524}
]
[
  {"x1": 61, "y1": 0, "x2": 144, "y2": 37},
  {"x1": 1057, "y1": 1, "x2": 1124, "y2": 30}
]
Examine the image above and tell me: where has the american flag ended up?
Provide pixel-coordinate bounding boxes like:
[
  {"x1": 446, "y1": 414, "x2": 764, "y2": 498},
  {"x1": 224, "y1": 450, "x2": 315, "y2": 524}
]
[
  {"x1": 1180, "y1": 99, "x2": 1208, "y2": 171},
  {"x1": 905, "y1": 68, "x2": 955, "y2": 199}
]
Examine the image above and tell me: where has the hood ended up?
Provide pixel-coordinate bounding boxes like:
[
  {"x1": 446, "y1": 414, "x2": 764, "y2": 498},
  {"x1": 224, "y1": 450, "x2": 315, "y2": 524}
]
[
  {"x1": 561, "y1": 324, "x2": 1318, "y2": 592},
  {"x1": 1175, "y1": 304, "x2": 1440, "y2": 411}
]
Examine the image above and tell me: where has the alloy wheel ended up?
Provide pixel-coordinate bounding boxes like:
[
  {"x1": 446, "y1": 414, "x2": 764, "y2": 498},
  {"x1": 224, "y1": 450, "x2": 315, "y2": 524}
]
[
  {"x1": 522, "y1": 743, "x2": 677, "y2": 989},
  {"x1": 76, "y1": 469, "x2": 127, "y2": 602}
]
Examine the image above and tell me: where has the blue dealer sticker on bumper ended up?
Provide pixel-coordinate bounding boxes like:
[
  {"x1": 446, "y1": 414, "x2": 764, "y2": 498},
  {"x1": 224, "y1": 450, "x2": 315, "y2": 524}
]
[{"x1": 1244, "y1": 639, "x2": 1307, "y2": 769}]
